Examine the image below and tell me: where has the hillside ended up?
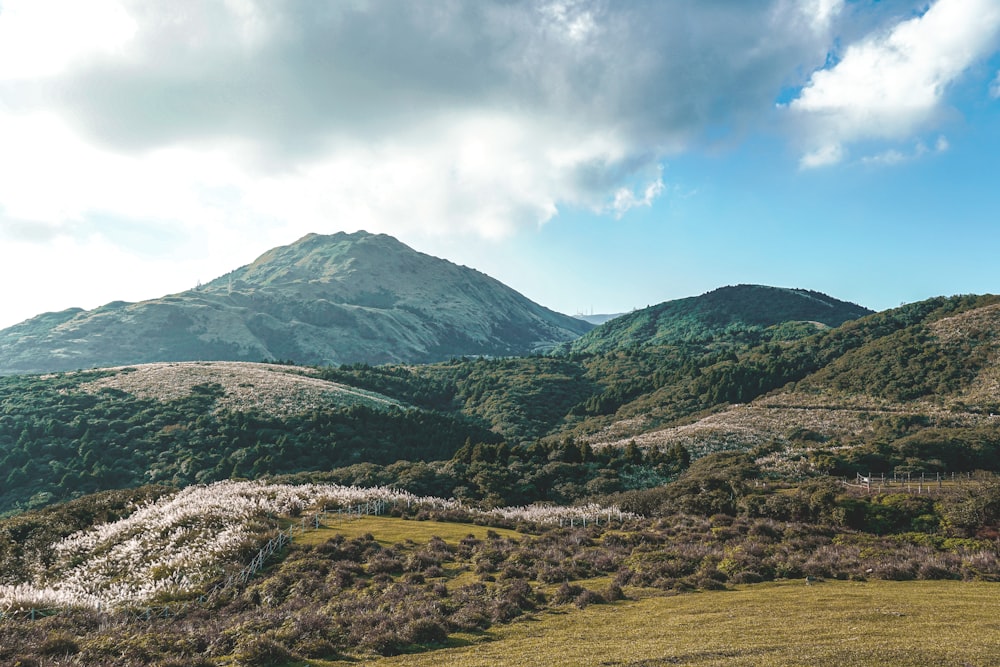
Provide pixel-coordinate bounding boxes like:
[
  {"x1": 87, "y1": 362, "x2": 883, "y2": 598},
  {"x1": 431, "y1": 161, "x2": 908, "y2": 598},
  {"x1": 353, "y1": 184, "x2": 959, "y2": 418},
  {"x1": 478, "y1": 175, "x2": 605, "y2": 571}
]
[
  {"x1": 0, "y1": 232, "x2": 592, "y2": 375},
  {"x1": 0, "y1": 362, "x2": 498, "y2": 515},
  {"x1": 4, "y1": 291, "x2": 1000, "y2": 517},
  {"x1": 563, "y1": 284, "x2": 873, "y2": 355},
  {"x1": 581, "y1": 295, "x2": 1000, "y2": 476},
  {"x1": 4, "y1": 293, "x2": 1000, "y2": 664},
  {"x1": 1, "y1": 478, "x2": 998, "y2": 665}
]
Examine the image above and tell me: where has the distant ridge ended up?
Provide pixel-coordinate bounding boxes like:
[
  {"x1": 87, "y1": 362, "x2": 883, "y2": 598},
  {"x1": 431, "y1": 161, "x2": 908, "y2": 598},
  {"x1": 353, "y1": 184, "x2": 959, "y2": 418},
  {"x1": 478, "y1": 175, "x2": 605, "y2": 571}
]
[
  {"x1": 564, "y1": 284, "x2": 874, "y2": 354},
  {"x1": 573, "y1": 312, "x2": 625, "y2": 326},
  {"x1": 0, "y1": 231, "x2": 593, "y2": 375}
]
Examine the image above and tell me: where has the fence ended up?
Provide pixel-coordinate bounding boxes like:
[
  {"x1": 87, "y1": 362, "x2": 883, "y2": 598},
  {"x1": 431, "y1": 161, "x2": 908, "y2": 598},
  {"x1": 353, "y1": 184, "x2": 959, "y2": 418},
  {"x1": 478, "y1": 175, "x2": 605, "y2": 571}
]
[
  {"x1": 215, "y1": 498, "x2": 388, "y2": 592},
  {"x1": 843, "y1": 471, "x2": 974, "y2": 494}
]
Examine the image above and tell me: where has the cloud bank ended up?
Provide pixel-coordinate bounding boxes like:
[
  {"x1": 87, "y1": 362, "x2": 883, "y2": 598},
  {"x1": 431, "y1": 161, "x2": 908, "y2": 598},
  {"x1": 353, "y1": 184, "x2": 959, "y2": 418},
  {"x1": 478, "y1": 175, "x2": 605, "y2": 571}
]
[
  {"x1": 0, "y1": 0, "x2": 846, "y2": 244},
  {"x1": 0, "y1": 0, "x2": 998, "y2": 326}
]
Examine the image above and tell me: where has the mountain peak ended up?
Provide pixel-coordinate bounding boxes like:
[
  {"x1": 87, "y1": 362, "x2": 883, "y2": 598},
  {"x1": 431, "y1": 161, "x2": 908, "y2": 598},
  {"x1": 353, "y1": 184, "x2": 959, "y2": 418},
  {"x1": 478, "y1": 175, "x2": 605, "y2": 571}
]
[
  {"x1": 210, "y1": 230, "x2": 413, "y2": 290},
  {"x1": 0, "y1": 232, "x2": 592, "y2": 374}
]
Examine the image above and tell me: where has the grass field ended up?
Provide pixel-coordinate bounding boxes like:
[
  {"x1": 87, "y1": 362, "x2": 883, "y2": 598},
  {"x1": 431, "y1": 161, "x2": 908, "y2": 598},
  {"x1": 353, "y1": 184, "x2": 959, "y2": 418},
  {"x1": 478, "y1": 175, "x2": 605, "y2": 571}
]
[
  {"x1": 282, "y1": 516, "x2": 1000, "y2": 667},
  {"x1": 346, "y1": 579, "x2": 1000, "y2": 667},
  {"x1": 292, "y1": 514, "x2": 524, "y2": 547}
]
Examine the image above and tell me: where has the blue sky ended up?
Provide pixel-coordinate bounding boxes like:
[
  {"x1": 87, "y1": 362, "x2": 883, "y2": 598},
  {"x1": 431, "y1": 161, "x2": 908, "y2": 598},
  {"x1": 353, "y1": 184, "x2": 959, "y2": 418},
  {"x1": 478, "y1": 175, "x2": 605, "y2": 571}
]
[{"x1": 1, "y1": 0, "x2": 999, "y2": 329}]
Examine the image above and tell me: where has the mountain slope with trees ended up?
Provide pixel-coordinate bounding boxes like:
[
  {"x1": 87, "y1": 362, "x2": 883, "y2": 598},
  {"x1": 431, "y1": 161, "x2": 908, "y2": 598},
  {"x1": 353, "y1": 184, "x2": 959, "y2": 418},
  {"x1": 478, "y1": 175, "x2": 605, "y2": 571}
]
[
  {"x1": 4, "y1": 292, "x2": 1000, "y2": 517},
  {"x1": 562, "y1": 284, "x2": 873, "y2": 355}
]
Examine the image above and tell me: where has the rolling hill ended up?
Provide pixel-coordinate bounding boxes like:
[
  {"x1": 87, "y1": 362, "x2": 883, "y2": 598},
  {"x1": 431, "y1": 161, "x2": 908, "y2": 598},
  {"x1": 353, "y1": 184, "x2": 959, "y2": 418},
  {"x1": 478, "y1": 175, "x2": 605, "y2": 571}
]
[
  {"x1": 562, "y1": 284, "x2": 874, "y2": 355},
  {"x1": 3, "y1": 268, "x2": 1000, "y2": 666},
  {"x1": 0, "y1": 231, "x2": 593, "y2": 375},
  {"x1": 0, "y1": 361, "x2": 500, "y2": 514}
]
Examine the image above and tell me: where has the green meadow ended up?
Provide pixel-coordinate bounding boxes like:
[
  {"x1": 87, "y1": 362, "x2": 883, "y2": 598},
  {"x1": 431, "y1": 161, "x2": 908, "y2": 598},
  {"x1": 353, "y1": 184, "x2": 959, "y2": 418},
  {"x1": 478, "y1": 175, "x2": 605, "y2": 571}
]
[
  {"x1": 293, "y1": 514, "x2": 523, "y2": 547},
  {"x1": 356, "y1": 579, "x2": 1000, "y2": 667}
]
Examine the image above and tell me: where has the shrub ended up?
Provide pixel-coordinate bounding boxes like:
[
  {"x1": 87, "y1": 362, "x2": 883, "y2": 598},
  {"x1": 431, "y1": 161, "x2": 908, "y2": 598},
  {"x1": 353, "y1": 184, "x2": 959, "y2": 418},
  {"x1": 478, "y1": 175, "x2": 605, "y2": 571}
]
[
  {"x1": 552, "y1": 582, "x2": 585, "y2": 605},
  {"x1": 401, "y1": 617, "x2": 448, "y2": 645},
  {"x1": 604, "y1": 581, "x2": 626, "y2": 601},
  {"x1": 574, "y1": 589, "x2": 604, "y2": 609},
  {"x1": 39, "y1": 633, "x2": 79, "y2": 657},
  {"x1": 233, "y1": 636, "x2": 296, "y2": 667},
  {"x1": 448, "y1": 603, "x2": 491, "y2": 631}
]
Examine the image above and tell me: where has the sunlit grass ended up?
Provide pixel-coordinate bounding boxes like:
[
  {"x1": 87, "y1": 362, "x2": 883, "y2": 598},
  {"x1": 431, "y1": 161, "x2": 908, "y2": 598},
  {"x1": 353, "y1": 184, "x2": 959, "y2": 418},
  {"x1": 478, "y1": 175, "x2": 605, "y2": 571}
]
[
  {"x1": 335, "y1": 580, "x2": 1000, "y2": 667},
  {"x1": 294, "y1": 515, "x2": 523, "y2": 547}
]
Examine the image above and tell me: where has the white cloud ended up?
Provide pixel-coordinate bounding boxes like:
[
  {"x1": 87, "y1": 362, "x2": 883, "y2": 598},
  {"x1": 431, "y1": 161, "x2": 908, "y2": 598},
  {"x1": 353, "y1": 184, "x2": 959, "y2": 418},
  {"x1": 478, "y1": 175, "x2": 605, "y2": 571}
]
[
  {"x1": 0, "y1": 0, "x2": 136, "y2": 79},
  {"x1": 800, "y1": 143, "x2": 845, "y2": 169},
  {"x1": 540, "y1": 0, "x2": 600, "y2": 44},
  {"x1": 0, "y1": 1, "x2": 840, "y2": 248},
  {"x1": 610, "y1": 169, "x2": 665, "y2": 218},
  {"x1": 801, "y1": 0, "x2": 845, "y2": 33},
  {"x1": 790, "y1": 0, "x2": 1000, "y2": 167},
  {"x1": 860, "y1": 135, "x2": 950, "y2": 165}
]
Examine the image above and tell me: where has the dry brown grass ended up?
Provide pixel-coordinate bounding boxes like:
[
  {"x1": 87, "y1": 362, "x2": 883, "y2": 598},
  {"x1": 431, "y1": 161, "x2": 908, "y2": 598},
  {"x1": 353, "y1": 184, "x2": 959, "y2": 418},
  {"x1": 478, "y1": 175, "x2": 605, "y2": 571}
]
[
  {"x1": 77, "y1": 361, "x2": 404, "y2": 416},
  {"x1": 588, "y1": 388, "x2": 997, "y2": 473}
]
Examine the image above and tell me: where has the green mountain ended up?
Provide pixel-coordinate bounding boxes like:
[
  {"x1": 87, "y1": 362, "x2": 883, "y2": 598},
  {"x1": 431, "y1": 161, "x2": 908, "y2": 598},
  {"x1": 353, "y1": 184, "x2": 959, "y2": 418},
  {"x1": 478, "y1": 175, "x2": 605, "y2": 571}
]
[
  {"x1": 563, "y1": 284, "x2": 874, "y2": 355},
  {"x1": 0, "y1": 232, "x2": 593, "y2": 375}
]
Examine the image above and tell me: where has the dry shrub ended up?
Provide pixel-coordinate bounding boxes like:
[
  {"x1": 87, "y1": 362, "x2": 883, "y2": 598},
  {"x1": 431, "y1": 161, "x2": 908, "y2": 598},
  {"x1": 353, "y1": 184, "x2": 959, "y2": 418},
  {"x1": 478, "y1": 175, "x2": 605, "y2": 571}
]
[
  {"x1": 574, "y1": 589, "x2": 605, "y2": 609},
  {"x1": 38, "y1": 633, "x2": 79, "y2": 657},
  {"x1": 401, "y1": 617, "x2": 448, "y2": 645},
  {"x1": 233, "y1": 635, "x2": 297, "y2": 667}
]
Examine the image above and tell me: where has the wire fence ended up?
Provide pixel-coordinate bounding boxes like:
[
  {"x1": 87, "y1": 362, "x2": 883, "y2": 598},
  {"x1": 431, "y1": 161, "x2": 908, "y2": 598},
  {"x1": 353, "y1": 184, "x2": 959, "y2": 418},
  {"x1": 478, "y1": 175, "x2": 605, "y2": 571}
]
[{"x1": 842, "y1": 471, "x2": 975, "y2": 494}]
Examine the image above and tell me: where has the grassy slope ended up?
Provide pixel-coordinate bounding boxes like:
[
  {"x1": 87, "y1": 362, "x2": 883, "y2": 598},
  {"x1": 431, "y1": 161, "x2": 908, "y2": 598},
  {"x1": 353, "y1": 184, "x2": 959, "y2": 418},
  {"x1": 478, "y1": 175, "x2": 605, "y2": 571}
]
[
  {"x1": 78, "y1": 361, "x2": 406, "y2": 415},
  {"x1": 364, "y1": 580, "x2": 1000, "y2": 667},
  {"x1": 580, "y1": 296, "x2": 1000, "y2": 463}
]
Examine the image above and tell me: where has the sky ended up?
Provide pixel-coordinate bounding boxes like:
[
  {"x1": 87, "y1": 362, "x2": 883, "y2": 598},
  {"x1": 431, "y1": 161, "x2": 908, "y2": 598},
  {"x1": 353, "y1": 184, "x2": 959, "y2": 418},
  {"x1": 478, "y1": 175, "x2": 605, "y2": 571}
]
[{"x1": 1, "y1": 0, "x2": 999, "y2": 329}]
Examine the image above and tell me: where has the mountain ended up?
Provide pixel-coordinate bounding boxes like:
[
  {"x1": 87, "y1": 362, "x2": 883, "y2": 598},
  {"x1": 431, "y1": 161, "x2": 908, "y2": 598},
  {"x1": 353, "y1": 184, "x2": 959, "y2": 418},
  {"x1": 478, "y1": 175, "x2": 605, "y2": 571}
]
[
  {"x1": 563, "y1": 284, "x2": 874, "y2": 355},
  {"x1": 0, "y1": 232, "x2": 592, "y2": 375},
  {"x1": 573, "y1": 312, "x2": 626, "y2": 325}
]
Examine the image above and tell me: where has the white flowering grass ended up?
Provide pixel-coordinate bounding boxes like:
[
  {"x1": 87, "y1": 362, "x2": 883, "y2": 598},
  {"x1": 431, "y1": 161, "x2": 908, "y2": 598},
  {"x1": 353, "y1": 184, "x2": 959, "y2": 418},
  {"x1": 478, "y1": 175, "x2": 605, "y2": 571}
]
[
  {"x1": 490, "y1": 503, "x2": 633, "y2": 526},
  {"x1": 0, "y1": 480, "x2": 631, "y2": 612},
  {"x1": 2, "y1": 480, "x2": 418, "y2": 611}
]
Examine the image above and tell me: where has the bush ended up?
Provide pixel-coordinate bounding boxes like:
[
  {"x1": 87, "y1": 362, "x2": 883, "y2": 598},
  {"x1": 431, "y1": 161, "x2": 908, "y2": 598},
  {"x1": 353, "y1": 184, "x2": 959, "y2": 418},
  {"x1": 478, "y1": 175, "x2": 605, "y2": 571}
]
[
  {"x1": 233, "y1": 636, "x2": 296, "y2": 667},
  {"x1": 38, "y1": 634, "x2": 79, "y2": 657},
  {"x1": 574, "y1": 589, "x2": 605, "y2": 609},
  {"x1": 401, "y1": 617, "x2": 448, "y2": 645},
  {"x1": 551, "y1": 581, "x2": 585, "y2": 605},
  {"x1": 604, "y1": 581, "x2": 626, "y2": 601}
]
